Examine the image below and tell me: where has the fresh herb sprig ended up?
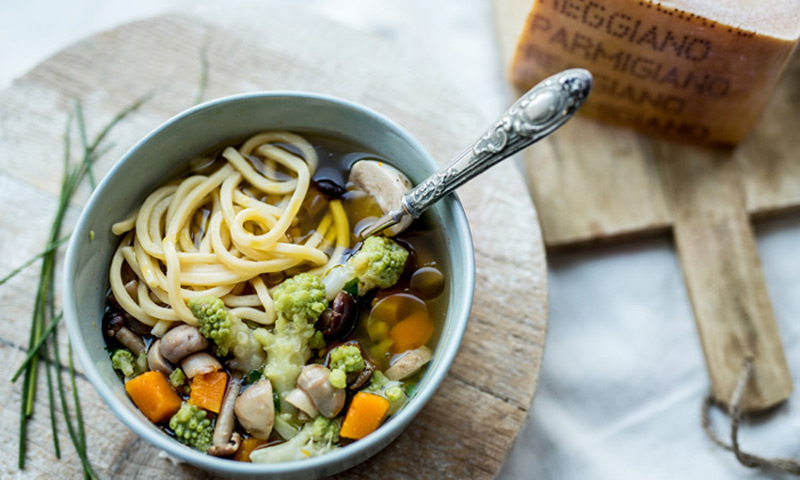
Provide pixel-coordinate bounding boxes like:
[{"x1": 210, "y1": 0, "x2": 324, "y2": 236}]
[{"x1": 9, "y1": 95, "x2": 149, "y2": 479}]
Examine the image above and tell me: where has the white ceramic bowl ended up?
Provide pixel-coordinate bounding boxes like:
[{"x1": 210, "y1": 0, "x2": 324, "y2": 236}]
[{"x1": 63, "y1": 92, "x2": 474, "y2": 479}]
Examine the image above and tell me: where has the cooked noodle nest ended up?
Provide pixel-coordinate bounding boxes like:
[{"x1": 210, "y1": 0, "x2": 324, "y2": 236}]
[{"x1": 109, "y1": 131, "x2": 350, "y2": 333}]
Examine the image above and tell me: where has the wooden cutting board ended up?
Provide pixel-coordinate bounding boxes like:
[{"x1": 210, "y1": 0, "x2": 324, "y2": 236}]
[
  {"x1": 493, "y1": 0, "x2": 798, "y2": 413},
  {"x1": 494, "y1": 0, "x2": 800, "y2": 249},
  {"x1": 0, "y1": 3, "x2": 547, "y2": 479}
]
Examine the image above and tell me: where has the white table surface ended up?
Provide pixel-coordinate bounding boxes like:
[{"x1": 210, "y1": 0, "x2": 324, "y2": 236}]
[{"x1": 4, "y1": 1, "x2": 800, "y2": 479}]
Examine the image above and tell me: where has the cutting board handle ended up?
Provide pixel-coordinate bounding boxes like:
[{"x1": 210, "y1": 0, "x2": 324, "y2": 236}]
[{"x1": 657, "y1": 142, "x2": 792, "y2": 413}]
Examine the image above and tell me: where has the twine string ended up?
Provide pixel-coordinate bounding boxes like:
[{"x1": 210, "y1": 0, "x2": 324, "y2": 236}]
[{"x1": 701, "y1": 356, "x2": 800, "y2": 474}]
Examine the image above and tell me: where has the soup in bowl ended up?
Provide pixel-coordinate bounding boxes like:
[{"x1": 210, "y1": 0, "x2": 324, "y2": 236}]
[{"x1": 63, "y1": 93, "x2": 474, "y2": 479}]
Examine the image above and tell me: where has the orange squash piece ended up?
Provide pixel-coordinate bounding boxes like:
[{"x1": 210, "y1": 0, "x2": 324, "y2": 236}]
[
  {"x1": 340, "y1": 392, "x2": 390, "y2": 440},
  {"x1": 125, "y1": 371, "x2": 182, "y2": 423},
  {"x1": 189, "y1": 370, "x2": 228, "y2": 414},
  {"x1": 389, "y1": 311, "x2": 433, "y2": 354},
  {"x1": 234, "y1": 437, "x2": 267, "y2": 462}
]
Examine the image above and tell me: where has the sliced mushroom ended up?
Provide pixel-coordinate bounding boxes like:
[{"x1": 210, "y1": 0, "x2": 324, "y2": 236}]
[
  {"x1": 209, "y1": 380, "x2": 242, "y2": 457},
  {"x1": 234, "y1": 379, "x2": 275, "y2": 440},
  {"x1": 348, "y1": 160, "x2": 413, "y2": 236},
  {"x1": 208, "y1": 432, "x2": 241, "y2": 458},
  {"x1": 147, "y1": 340, "x2": 174, "y2": 376},
  {"x1": 115, "y1": 328, "x2": 146, "y2": 355},
  {"x1": 123, "y1": 279, "x2": 139, "y2": 303},
  {"x1": 348, "y1": 361, "x2": 374, "y2": 391},
  {"x1": 296, "y1": 364, "x2": 345, "y2": 418},
  {"x1": 285, "y1": 388, "x2": 319, "y2": 418},
  {"x1": 124, "y1": 314, "x2": 153, "y2": 337},
  {"x1": 103, "y1": 311, "x2": 146, "y2": 355},
  {"x1": 180, "y1": 352, "x2": 222, "y2": 379},
  {"x1": 160, "y1": 324, "x2": 209, "y2": 363},
  {"x1": 385, "y1": 346, "x2": 433, "y2": 381}
]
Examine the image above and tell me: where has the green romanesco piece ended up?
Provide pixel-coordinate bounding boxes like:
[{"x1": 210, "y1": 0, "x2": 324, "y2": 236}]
[
  {"x1": 365, "y1": 370, "x2": 391, "y2": 393},
  {"x1": 263, "y1": 273, "x2": 327, "y2": 409},
  {"x1": 249, "y1": 416, "x2": 341, "y2": 463},
  {"x1": 272, "y1": 273, "x2": 327, "y2": 329},
  {"x1": 308, "y1": 330, "x2": 326, "y2": 351},
  {"x1": 351, "y1": 236, "x2": 408, "y2": 291},
  {"x1": 328, "y1": 344, "x2": 365, "y2": 389},
  {"x1": 365, "y1": 370, "x2": 408, "y2": 415},
  {"x1": 111, "y1": 349, "x2": 147, "y2": 378},
  {"x1": 311, "y1": 415, "x2": 341, "y2": 444},
  {"x1": 169, "y1": 402, "x2": 213, "y2": 452},
  {"x1": 385, "y1": 385, "x2": 404, "y2": 402},
  {"x1": 169, "y1": 368, "x2": 186, "y2": 388},
  {"x1": 189, "y1": 296, "x2": 267, "y2": 373},
  {"x1": 329, "y1": 369, "x2": 347, "y2": 389},
  {"x1": 329, "y1": 345, "x2": 365, "y2": 373},
  {"x1": 189, "y1": 297, "x2": 233, "y2": 355}
]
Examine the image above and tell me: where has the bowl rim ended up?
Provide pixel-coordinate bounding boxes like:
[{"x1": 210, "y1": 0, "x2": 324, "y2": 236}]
[{"x1": 63, "y1": 91, "x2": 475, "y2": 476}]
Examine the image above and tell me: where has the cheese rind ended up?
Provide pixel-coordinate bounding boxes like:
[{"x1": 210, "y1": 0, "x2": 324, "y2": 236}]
[{"x1": 510, "y1": 0, "x2": 800, "y2": 146}]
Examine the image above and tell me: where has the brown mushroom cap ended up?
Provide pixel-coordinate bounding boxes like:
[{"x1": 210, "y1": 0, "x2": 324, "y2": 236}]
[
  {"x1": 160, "y1": 324, "x2": 209, "y2": 363},
  {"x1": 296, "y1": 364, "x2": 345, "y2": 418},
  {"x1": 180, "y1": 352, "x2": 222, "y2": 378},
  {"x1": 348, "y1": 160, "x2": 413, "y2": 236},
  {"x1": 103, "y1": 311, "x2": 146, "y2": 355},
  {"x1": 348, "y1": 361, "x2": 374, "y2": 391},
  {"x1": 146, "y1": 340, "x2": 174, "y2": 377},
  {"x1": 234, "y1": 379, "x2": 275, "y2": 440},
  {"x1": 385, "y1": 346, "x2": 433, "y2": 381},
  {"x1": 285, "y1": 388, "x2": 319, "y2": 418},
  {"x1": 208, "y1": 432, "x2": 242, "y2": 458}
]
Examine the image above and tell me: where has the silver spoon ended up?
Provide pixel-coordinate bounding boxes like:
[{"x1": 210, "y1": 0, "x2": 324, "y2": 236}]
[{"x1": 360, "y1": 68, "x2": 593, "y2": 238}]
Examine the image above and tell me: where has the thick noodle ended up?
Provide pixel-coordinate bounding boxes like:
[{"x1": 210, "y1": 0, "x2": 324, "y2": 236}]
[{"x1": 109, "y1": 131, "x2": 350, "y2": 331}]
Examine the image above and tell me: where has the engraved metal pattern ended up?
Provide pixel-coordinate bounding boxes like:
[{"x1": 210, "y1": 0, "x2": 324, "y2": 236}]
[{"x1": 402, "y1": 69, "x2": 592, "y2": 219}]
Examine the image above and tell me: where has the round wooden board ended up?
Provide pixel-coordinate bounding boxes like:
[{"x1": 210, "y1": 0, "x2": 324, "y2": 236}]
[{"x1": 0, "y1": 3, "x2": 548, "y2": 478}]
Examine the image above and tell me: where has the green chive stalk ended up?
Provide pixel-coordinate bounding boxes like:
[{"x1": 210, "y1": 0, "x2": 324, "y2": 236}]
[{"x1": 11, "y1": 95, "x2": 149, "y2": 477}]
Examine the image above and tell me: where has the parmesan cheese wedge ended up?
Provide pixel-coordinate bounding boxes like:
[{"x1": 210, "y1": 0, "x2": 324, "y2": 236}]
[{"x1": 507, "y1": 0, "x2": 800, "y2": 146}]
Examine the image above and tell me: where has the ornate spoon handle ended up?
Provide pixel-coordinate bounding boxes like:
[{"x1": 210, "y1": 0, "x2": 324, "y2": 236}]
[{"x1": 361, "y1": 68, "x2": 592, "y2": 237}]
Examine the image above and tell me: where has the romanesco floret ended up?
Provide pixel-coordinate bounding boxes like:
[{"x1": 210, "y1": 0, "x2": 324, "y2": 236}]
[
  {"x1": 272, "y1": 273, "x2": 327, "y2": 328},
  {"x1": 329, "y1": 369, "x2": 347, "y2": 389},
  {"x1": 169, "y1": 368, "x2": 186, "y2": 388},
  {"x1": 189, "y1": 297, "x2": 231, "y2": 353},
  {"x1": 329, "y1": 345, "x2": 365, "y2": 373},
  {"x1": 328, "y1": 344, "x2": 365, "y2": 388},
  {"x1": 110, "y1": 349, "x2": 147, "y2": 378},
  {"x1": 249, "y1": 416, "x2": 341, "y2": 463},
  {"x1": 257, "y1": 329, "x2": 309, "y2": 393},
  {"x1": 169, "y1": 402, "x2": 213, "y2": 452},
  {"x1": 188, "y1": 296, "x2": 267, "y2": 373},
  {"x1": 365, "y1": 371, "x2": 408, "y2": 415},
  {"x1": 351, "y1": 236, "x2": 409, "y2": 291},
  {"x1": 311, "y1": 415, "x2": 341, "y2": 444},
  {"x1": 261, "y1": 273, "x2": 327, "y2": 410},
  {"x1": 309, "y1": 330, "x2": 326, "y2": 350},
  {"x1": 259, "y1": 273, "x2": 327, "y2": 410}
]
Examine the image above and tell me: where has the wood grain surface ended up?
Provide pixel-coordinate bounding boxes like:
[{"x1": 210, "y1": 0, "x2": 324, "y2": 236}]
[
  {"x1": 493, "y1": 0, "x2": 795, "y2": 412},
  {"x1": 0, "y1": 4, "x2": 548, "y2": 479},
  {"x1": 657, "y1": 144, "x2": 791, "y2": 412}
]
